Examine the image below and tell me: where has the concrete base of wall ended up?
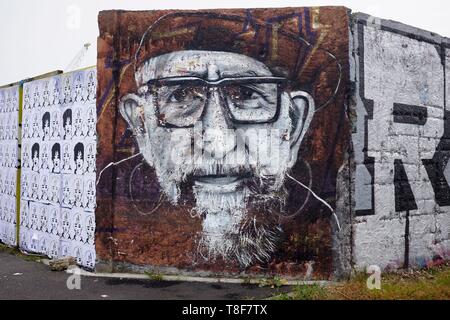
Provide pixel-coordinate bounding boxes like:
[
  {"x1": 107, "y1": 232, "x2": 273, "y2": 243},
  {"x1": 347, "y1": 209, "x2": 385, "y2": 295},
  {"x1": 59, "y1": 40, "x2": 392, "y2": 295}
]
[{"x1": 66, "y1": 265, "x2": 333, "y2": 287}]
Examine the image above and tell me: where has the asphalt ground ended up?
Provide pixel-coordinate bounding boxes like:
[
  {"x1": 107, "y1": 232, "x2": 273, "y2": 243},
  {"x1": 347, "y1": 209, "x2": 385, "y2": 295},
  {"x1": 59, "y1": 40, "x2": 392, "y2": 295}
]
[{"x1": 0, "y1": 251, "x2": 289, "y2": 300}]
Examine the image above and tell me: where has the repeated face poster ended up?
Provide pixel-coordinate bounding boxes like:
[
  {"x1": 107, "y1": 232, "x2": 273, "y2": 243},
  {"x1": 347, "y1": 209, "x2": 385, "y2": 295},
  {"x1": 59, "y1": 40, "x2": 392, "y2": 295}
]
[
  {"x1": 20, "y1": 68, "x2": 97, "y2": 269},
  {"x1": 0, "y1": 85, "x2": 20, "y2": 247}
]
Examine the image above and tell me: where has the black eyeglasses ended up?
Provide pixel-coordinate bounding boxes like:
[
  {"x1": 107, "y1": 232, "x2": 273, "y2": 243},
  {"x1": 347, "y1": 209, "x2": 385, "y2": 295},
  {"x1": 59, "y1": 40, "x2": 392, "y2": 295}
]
[{"x1": 145, "y1": 76, "x2": 288, "y2": 128}]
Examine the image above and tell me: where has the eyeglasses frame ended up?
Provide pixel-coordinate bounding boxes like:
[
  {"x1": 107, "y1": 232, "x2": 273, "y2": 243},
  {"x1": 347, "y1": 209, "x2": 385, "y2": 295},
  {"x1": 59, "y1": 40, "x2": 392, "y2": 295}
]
[{"x1": 144, "y1": 76, "x2": 289, "y2": 128}]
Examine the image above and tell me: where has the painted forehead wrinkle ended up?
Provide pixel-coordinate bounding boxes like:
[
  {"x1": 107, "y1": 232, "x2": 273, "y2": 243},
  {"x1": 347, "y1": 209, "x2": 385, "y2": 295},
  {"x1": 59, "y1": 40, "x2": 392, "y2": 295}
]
[{"x1": 136, "y1": 50, "x2": 273, "y2": 84}]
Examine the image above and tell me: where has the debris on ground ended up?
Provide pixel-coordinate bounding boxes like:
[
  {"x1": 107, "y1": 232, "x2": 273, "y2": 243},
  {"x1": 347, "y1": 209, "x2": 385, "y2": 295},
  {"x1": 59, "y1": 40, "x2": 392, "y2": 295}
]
[{"x1": 48, "y1": 257, "x2": 77, "y2": 271}]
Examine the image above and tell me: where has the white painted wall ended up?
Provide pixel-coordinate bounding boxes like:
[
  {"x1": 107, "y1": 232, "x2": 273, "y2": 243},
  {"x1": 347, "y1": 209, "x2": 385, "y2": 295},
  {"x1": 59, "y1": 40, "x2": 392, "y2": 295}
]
[{"x1": 352, "y1": 21, "x2": 450, "y2": 270}]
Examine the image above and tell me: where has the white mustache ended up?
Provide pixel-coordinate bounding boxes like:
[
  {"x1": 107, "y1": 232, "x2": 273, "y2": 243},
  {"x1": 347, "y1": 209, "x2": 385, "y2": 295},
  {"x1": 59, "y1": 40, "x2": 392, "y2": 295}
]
[{"x1": 190, "y1": 163, "x2": 253, "y2": 177}]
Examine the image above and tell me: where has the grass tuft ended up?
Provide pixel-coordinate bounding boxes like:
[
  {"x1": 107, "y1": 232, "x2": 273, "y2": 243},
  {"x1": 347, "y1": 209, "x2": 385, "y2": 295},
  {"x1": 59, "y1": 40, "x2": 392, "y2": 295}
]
[{"x1": 270, "y1": 263, "x2": 450, "y2": 300}]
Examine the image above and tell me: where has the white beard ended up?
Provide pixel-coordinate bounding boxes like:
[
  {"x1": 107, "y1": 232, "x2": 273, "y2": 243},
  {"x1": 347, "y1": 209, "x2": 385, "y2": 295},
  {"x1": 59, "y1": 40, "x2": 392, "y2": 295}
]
[
  {"x1": 194, "y1": 185, "x2": 248, "y2": 259},
  {"x1": 146, "y1": 149, "x2": 286, "y2": 267},
  {"x1": 192, "y1": 182, "x2": 284, "y2": 267},
  {"x1": 143, "y1": 120, "x2": 290, "y2": 267}
]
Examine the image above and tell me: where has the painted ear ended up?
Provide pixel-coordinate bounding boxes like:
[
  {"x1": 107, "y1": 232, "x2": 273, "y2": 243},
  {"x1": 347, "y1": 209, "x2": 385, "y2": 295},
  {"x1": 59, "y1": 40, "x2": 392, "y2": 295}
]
[
  {"x1": 288, "y1": 91, "x2": 315, "y2": 167},
  {"x1": 119, "y1": 94, "x2": 146, "y2": 135}
]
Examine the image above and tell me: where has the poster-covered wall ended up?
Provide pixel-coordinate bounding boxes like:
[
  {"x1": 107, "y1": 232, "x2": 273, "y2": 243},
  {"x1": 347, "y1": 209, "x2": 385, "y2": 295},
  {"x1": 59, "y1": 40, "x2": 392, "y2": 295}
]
[
  {"x1": 19, "y1": 68, "x2": 97, "y2": 269},
  {"x1": 0, "y1": 85, "x2": 20, "y2": 247}
]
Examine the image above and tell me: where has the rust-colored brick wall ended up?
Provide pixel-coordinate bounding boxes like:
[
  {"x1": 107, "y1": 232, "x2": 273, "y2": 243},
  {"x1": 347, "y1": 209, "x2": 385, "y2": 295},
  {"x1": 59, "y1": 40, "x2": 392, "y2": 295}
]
[{"x1": 96, "y1": 7, "x2": 351, "y2": 279}]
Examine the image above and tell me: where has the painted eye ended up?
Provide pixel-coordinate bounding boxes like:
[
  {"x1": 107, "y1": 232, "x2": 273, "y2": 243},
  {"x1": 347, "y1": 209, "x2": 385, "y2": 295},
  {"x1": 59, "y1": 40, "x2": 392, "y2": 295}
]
[
  {"x1": 227, "y1": 86, "x2": 263, "y2": 108},
  {"x1": 233, "y1": 87, "x2": 259, "y2": 101},
  {"x1": 169, "y1": 88, "x2": 188, "y2": 103},
  {"x1": 168, "y1": 87, "x2": 204, "y2": 104}
]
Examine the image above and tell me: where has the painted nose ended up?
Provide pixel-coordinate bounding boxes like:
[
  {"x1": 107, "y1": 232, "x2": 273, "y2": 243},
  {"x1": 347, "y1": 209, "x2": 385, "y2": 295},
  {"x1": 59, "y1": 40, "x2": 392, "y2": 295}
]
[{"x1": 200, "y1": 89, "x2": 236, "y2": 160}]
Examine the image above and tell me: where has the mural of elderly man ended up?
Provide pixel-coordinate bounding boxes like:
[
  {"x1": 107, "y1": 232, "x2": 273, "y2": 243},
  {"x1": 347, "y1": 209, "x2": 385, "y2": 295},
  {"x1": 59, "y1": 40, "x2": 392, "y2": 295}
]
[{"x1": 97, "y1": 8, "x2": 349, "y2": 275}]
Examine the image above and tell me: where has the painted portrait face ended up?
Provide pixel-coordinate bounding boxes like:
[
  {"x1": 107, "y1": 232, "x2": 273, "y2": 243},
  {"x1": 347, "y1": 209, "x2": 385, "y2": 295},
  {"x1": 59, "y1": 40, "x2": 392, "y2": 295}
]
[
  {"x1": 24, "y1": 86, "x2": 31, "y2": 109},
  {"x1": 74, "y1": 75, "x2": 83, "y2": 101},
  {"x1": 31, "y1": 205, "x2": 38, "y2": 228},
  {"x1": 87, "y1": 72, "x2": 96, "y2": 100},
  {"x1": 63, "y1": 78, "x2": 71, "y2": 103},
  {"x1": 11, "y1": 115, "x2": 17, "y2": 139},
  {"x1": 3, "y1": 172, "x2": 8, "y2": 194},
  {"x1": 120, "y1": 50, "x2": 314, "y2": 266},
  {"x1": 41, "y1": 145, "x2": 49, "y2": 169},
  {"x1": 64, "y1": 117, "x2": 72, "y2": 137},
  {"x1": 51, "y1": 110, "x2": 60, "y2": 137},
  {"x1": 52, "y1": 78, "x2": 60, "y2": 105},
  {"x1": 40, "y1": 206, "x2": 48, "y2": 231},
  {"x1": 22, "y1": 144, "x2": 29, "y2": 167},
  {"x1": 5, "y1": 115, "x2": 10, "y2": 139},
  {"x1": 21, "y1": 174, "x2": 29, "y2": 197},
  {"x1": 62, "y1": 180, "x2": 70, "y2": 205},
  {"x1": 44, "y1": 119, "x2": 50, "y2": 136},
  {"x1": 86, "y1": 144, "x2": 95, "y2": 172},
  {"x1": 50, "y1": 208, "x2": 59, "y2": 235},
  {"x1": 76, "y1": 150, "x2": 83, "y2": 172},
  {"x1": 5, "y1": 202, "x2": 11, "y2": 222},
  {"x1": 87, "y1": 107, "x2": 96, "y2": 136},
  {"x1": 32, "y1": 150, "x2": 39, "y2": 170},
  {"x1": 32, "y1": 85, "x2": 41, "y2": 108},
  {"x1": 11, "y1": 145, "x2": 17, "y2": 166},
  {"x1": 50, "y1": 176, "x2": 59, "y2": 203},
  {"x1": 39, "y1": 237, "x2": 47, "y2": 255},
  {"x1": 85, "y1": 215, "x2": 95, "y2": 244},
  {"x1": 53, "y1": 151, "x2": 60, "y2": 170},
  {"x1": 4, "y1": 172, "x2": 10, "y2": 195},
  {"x1": 21, "y1": 204, "x2": 29, "y2": 227},
  {"x1": 60, "y1": 242, "x2": 69, "y2": 257},
  {"x1": 74, "y1": 108, "x2": 83, "y2": 136},
  {"x1": 49, "y1": 241, "x2": 58, "y2": 258},
  {"x1": 2, "y1": 202, "x2": 7, "y2": 221},
  {"x1": 0, "y1": 202, "x2": 5, "y2": 221},
  {"x1": 23, "y1": 114, "x2": 30, "y2": 138},
  {"x1": 4, "y1": 146, "x2": 10, "y2": 168},
  {"x1": 74, "y1": 178, "x2": 83, "y2": 205},
  {"x1": 85, "y1": 180, "x2": 95, "y2": 209},
  {"x1": 84, "y1": 251, "x2": 95, "y2": 269},
  {"x1": 9, "y1": 201, "x2": 15, "y2": 223},
  {"x1": 5, "y1": 92, "x2": 11, "y2": 112},
  {"x1": 30, "y1": 237, "x2": 39, "y2": 252},
  {"x1": 73, "y1": 214, "x2": 82, "y2": 241},
  {"x1": 63, "y1": 145, "x2": 70, "y2": 168},
  {"x1": 62, "y1": 211, "x2": 70, "y2": 238},
  {"x1": 40, "y1": 175, "x2": 48, "y2": 200},
  {"x1": 42, "y1": 81, "x2": 50, "y2": 106},
  {"x1": 74, "y1": 247, "x2": 82, "y2": 265},
  {"x1": 12, "y1": 91, "x2": 18, "y2": 110},
  {"x1": 31, "y1": 174, "x2": 39, "y2": 198},
  {"x1": 32, "y1": 113, "x2": 39, "y2": 137}
]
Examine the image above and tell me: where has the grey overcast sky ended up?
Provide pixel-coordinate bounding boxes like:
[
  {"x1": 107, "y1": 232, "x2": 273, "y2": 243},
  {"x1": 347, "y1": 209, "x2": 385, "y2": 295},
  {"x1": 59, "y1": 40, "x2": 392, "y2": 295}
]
[{"x1": 0, "y1": 0, "x2": 448, "y2": 85}]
